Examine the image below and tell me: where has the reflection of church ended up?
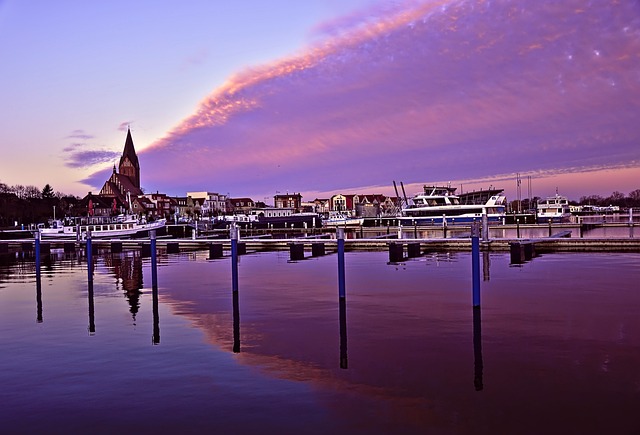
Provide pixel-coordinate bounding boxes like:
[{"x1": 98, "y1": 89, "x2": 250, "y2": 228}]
[{"x1": 104, "y1": 253, "x2": 144, "y2": 321}]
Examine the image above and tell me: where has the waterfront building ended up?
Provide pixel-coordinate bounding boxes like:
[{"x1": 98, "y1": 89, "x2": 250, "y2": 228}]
[
  {"x1": 226, "y1": 197, "x2": 255, "y2": 214},
  {"x1": 187, "y1": 192, "x2": 228, "y2": 216},
  {"x1": 274, "y1": 193, "x2": 302, "y2": 211}
]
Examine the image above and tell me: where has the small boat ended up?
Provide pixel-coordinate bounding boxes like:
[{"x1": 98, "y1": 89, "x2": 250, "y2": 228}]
[
  {"x1": 399, "y1": 185, "x2": 507, "y2": 225},
  {"x1": 323, "y1": 212, "x2": 365, "y2": 227},
  {"x1": 536, "y1": 194, "x2": 571, "y2": 223},
  {"x1": 38, "y1": 214, "x2": 166, "y2": 239}
]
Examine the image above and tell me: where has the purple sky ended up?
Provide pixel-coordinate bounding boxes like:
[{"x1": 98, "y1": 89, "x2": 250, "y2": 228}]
[{"x1": 3, "y1": 0, "x2": 638, "y2": 202}]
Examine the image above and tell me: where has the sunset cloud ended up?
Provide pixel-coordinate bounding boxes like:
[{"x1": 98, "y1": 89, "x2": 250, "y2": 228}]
[{"x1": 86, "y1": 0, "x2": 640, "y2": 199}]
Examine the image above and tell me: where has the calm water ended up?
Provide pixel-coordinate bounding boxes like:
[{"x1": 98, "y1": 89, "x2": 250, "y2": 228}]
[{"x1": 1, "y1": 248, "x2": 639, "y2": 434}]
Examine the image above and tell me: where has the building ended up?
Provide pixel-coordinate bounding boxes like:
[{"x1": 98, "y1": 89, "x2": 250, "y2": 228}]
[
  {"x1": 330, "y1": 193, "x2": 399, "y2": 217},
  {"x1": 98, "y1": 128, "x2": 143, "y2": 210},
  {"x1": 226, "y1": 197, "x2": 255, "y2": 214},
  {"x1": 274, "y1": 193, "x2": 302, "y2": 211},
  {"x1": 187, "y1": 191, "x2": 227, "y2": 216}
]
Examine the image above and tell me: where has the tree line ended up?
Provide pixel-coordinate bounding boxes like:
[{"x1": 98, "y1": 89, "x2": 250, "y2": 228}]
[{"x1": 0, "y1": 182, "x2": 79, "y2": 227}]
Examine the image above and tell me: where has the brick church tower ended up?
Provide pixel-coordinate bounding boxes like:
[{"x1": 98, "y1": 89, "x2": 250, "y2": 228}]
[{"x1": 118, "y1": 127, "x2": 140, "y2": 189}]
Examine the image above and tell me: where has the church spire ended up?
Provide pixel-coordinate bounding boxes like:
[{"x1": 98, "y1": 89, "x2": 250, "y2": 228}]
[{"x1": 118, "y1": 127, "x2": 141, "y2": 188}]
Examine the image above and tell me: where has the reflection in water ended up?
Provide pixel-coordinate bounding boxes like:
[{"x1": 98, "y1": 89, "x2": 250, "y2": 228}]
[
  {"x1": 339, "y1": 298, "x2": 348, "y2": 369},
  {"x1": 104, "y1": 253, "x2": 144, "y2": 322},
  {"x1": 482, "y1": 251, "x2": 491, "y2": 281},
  {"x1": 473, "y1": 307, "x2": 483, "y2": 391},
  {"x1": 232, "y1": 291, "x2": 240, "y2": 353},
  {"x1": 88, "y1": 278, "x2": 95, "y2": 335},
  {"x1": 152, "y1": 283, "x2": 160, "y2": 345},
  {"x1": 35, "y1": 266, "x2": 43, "y2": 323}
]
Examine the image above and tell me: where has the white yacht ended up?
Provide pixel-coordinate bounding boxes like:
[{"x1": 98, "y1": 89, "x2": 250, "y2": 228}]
[{"x1": 399, "y1": 185, "x2": 506, "y2": 225}]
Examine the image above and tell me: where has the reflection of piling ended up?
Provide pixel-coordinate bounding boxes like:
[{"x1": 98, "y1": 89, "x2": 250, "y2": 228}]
[
  {"x1": 152, "y1": 282, "x2": 160, "y2": 345},
  {"x1": 86, "y1": 230, "x2": 93, "y2": 281},
  {"x1": 36, "y1": 257, "x2": 43, "y2": 323},
  {"x1": 337, "y1": 228, "x2": 346, "y2": 299},
  {"x1": 339, "y1": 297, "x2": 348, "y2": 369},
  {"x1": 471, "y1": 222, "x2": 481, "y2": 307},
  {"x1": 232, "y1": 290, "x2": 240, "y2": 353},
  {"x1": 473, "y1": 307, "x2": 483, "y2": 391},
  {"x1": 231, "y1": 225, "x2": 239, "y2": 293},
  {"x1": 150, "y1": 230, "x2": 158, "y2": 289},
  {"x1": 88, "y1": 277, "x2": 95, "y2": 334},
  {"x1": 482, "y1": 251, "x2": 490, "y2": 282}
]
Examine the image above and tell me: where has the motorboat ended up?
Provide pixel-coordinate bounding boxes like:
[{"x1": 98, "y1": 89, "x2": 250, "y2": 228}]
[
  {"x1": 323, "y1": 212, "x2": 365, "y2": 227},
  {"x1": 536, "y1": 194, "x2": 571, "y2": 223},
  {"x1": 38, "y1": 214, "x2": 166, "y2": 239},
  {"x1": 399, "y1": 185, "x2": 506, "y2": 225}
]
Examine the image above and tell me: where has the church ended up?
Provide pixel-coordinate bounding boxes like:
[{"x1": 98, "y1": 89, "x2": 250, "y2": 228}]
[
  {"x1": 99, "y1": 127, "x2": 143, "y2": 205},
  {"x1": 79, "y1": 128, "x2": 146, "y2": 216}
]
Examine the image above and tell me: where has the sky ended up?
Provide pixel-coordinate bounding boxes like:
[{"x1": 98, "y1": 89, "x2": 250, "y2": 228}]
[{"x1": 1, "y1": 0, "x2": 639, "y2": 203}]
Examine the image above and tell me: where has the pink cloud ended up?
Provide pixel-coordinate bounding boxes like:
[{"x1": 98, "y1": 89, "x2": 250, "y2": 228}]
[{"x1": 86, "y1": 0, "x2": 640, "y2": 200}]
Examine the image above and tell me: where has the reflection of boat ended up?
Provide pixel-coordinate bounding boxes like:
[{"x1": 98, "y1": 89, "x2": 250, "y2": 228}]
[
  {"x1": 38, "y1": 215, "x2": 166, "y2": 239},
  {"x1": 399, "y1": 185, "x2": 506, "y2": 225},
  {"x1": 323, "y1": 212, "x2": 365, "y2": 227},
  {"x1": 536, "y1": 194, "x2": 571, "y2": 223}
]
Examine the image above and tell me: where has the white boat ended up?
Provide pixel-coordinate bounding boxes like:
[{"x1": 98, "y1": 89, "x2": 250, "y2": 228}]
[
  {"x1": 323, "y1": 212, "x2": 365, "y2": 227},
  {"x1": 399, "y1": 185, "x2": 507, "y2": 225},
  {"x1": 38, "y1": 214, "x2": 166, "y2": 239},
  {"x1": 536, "y1": 194, "x2": 571, "y2": 223}
]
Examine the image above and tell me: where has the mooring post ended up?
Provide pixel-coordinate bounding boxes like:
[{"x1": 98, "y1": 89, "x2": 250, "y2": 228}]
[
  {"x1": 150, "y1": 230, "x2": 158, "y2": 289},
  {"x1": 471, "y1": 222, "x2": 481, "y2": 308},
  {"x1": 442, "y1": 215, "x2": 447, "y2": 239},
  {"x1": 35, "y1": 231, "x2": 41, "y2": 278},
  {"x1": 414, "y1": 222, "x2": 417, "y2": 239},
  {"x1": 548, "y1": 220, "x2": 552, "y2": 237},
  {"x1": 482, "y1": 211, "x2": 489, "y2": 242},
  {"x1": 231, "y1": 224, "x2": 239, "y2": 293},
  {"x1": 86, "y1": 229, "x2": 93, "y2": 281},
  {"x1": 516, "y1": 219, "x2": 520, "y2": 238},
  {"x1": 337, "y1": 227, "x2": 346, "y2": 299}
]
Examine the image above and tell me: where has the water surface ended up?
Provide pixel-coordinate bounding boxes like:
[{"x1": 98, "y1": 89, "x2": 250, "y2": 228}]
[{"x1": 1, "y1": 249, "x2": 639, "y2": 434}]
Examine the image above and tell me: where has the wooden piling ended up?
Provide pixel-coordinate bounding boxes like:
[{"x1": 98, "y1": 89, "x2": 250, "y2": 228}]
[
  {"x1": 209, "y1": 243, "x2": 223, "y2": 259},
  {"x1": 311, "y1": 242, "x2": 325, "y2": 257},
  {"x1": 388, "y1": 242, "x2": 404, "y2": 263},
  {"x1": 289, "y1": 243, "x2": 305, "y2": 261},
  {"x1": 407, "y1": 242, "x2": 421, "y2": 258}
]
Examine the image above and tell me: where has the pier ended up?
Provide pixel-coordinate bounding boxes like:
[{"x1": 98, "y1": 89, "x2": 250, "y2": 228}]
[{"x1": 1, "y1": 222, "x2": 638, "y2": 255}]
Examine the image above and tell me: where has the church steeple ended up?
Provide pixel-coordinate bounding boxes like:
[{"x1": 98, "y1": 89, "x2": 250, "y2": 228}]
[{"x1": 118, "y1": 127, "x2": 140, "y2": 188}]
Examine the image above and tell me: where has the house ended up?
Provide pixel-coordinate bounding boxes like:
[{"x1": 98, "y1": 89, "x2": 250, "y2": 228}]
[
  {"x1": 330, "y1": 193, "x2": 399, "y2": 217},
  {"x1": 187, "y1": 191, "x2": 227, "y2": 216},
  {"x1": 227, "y1": 197, "x2": 255, "y2": 214},
  {"x1": 274, "y1": 193, "x2": 302, "y2": 211}
]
